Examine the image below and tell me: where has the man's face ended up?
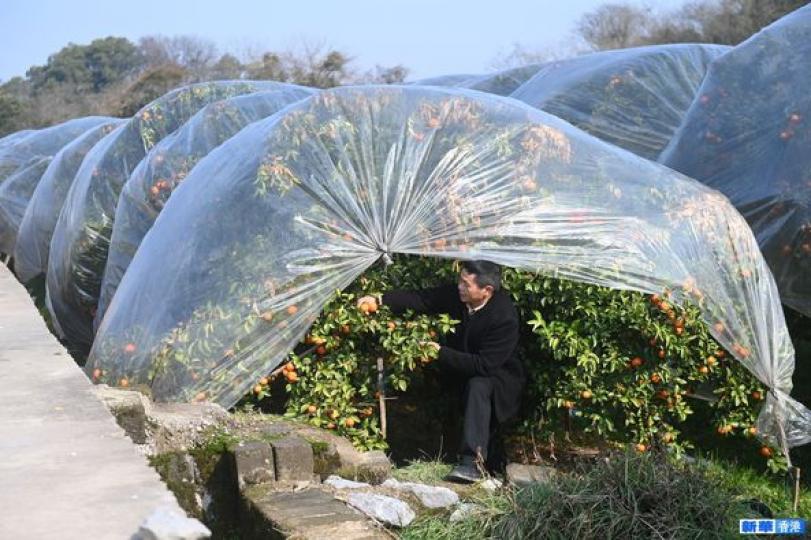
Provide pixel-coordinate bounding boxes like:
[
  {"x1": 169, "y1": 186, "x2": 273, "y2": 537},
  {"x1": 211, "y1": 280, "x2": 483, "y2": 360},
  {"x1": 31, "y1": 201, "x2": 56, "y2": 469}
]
[{"x1": 457, "y1": 268, "x2": 492, "y2": 304}]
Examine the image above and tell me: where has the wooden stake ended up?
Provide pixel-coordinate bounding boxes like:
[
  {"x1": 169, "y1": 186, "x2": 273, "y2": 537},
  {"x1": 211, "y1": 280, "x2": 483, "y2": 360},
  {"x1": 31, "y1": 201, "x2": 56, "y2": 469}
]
[
  {"x1": 377, "y1": 357, "x2": 387, "y2": 440},
  {"x1": 791, "y1": 466, "x2": 801, "y2": 514}
]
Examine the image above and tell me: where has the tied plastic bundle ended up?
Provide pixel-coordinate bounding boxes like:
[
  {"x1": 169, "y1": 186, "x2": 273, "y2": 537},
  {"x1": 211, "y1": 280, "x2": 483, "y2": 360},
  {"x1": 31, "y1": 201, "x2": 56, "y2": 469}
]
[
  {"x1": 87, "y1": 86, "x2": 809, "y2": 458},
  {"x1": 46, "y1": 80, "x2": 291, "y2": 351},
  {"x1": 95, "y1": 85, "x2": 315, "y2": 328},
  {"x1": 511, "y1": 44, "x2": 729, "y2": 160},
  {"x1": 661, "y1": 5, "x2": 811, "y2": 318}
]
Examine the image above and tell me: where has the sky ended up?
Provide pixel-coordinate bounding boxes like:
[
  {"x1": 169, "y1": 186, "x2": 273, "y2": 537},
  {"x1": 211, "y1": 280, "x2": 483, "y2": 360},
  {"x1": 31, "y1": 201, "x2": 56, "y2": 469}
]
[{"x1": 0, "y1": 0, "x2": 689, "y2": 82}]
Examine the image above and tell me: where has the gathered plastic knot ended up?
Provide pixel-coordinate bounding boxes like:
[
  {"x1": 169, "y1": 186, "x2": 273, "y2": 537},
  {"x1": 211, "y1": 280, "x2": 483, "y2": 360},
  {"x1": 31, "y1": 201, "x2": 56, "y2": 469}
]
[{"x1": 382, "y1": 251, "x2": 393, "y2": 266}]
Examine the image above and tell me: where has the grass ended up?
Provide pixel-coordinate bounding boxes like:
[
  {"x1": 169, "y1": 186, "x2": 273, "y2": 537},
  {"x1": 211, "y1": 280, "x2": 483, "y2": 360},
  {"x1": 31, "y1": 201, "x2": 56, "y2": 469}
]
[
  {"x1": 393, "y1": 458, "x2": 454, "y2": 484},
  {"x1": 397, "y1": 449, "x2": 811, "y2": 539},
  {"x1": 399, "y1": 491, "x2": 513, "y2": 540}
]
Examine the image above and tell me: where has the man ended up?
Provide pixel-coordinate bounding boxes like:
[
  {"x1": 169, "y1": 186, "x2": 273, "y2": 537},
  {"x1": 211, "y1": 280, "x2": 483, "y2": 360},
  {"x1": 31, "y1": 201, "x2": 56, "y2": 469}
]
[{"x1": 357, "y1": 260, "x2": 524, "y2": 483}]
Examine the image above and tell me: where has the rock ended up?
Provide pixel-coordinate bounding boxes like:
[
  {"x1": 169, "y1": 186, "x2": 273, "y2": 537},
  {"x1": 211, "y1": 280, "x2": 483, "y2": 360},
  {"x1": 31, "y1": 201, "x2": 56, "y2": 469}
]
[
  {"x1": 505, "y1": 463, "x2": 556, "y2": 488},
  {"x1": 91, "y1": 385, "x2": 150, "y2": 444},
  {"x1": 147, "y1": 402, "x2": 231, "y2": 455},
  {"x1": 324, "y1": 475, "x2": 371, "y2": 489},
  {"x1": 312, "y1": 440, "x2": 341, "y2": 478},
  {"x1": 271, "y1": 436, "x2": 314, "y2": 482},
  {"x1": 269, "y1": 421, "x2": 392, "y2": 482},
  {"x1": 132, "y1": 506, "x2": 210, "y2": 540},
  {"x1": 338, "y1": 450, "x2": 391, "y2": 484},
  {"x1": 233, "y1": 441, "x2": 274, "y2": 489},
  {"x1": 478, "y1": 478, "x2": 503, "y2": 493},
  {"x1": 91, "y1": 386, "x2": 231, "y2": 455},
  {"x1": 344, "y1": 492, "x2": 415, "y2": 528},
  {"x1": 381, "y1": 478, "x2": 459, "y2": 509},
  {"x1": 449, "y1": 503, "x2": 485, "y2": 523}
]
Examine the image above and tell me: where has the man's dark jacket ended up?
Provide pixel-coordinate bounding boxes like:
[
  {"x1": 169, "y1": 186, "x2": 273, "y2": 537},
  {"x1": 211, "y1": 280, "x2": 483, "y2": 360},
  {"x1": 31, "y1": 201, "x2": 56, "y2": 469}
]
[{"x1": 382, "y1": 284, "x2": 525, "y2": 423}]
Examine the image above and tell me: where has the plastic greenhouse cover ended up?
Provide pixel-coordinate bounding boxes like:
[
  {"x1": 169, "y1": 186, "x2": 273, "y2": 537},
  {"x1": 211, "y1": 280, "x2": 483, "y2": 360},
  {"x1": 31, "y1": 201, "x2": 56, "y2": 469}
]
[
  {"x1": 14, "y1": 119, "x2": 125, "y2": 283},
  {"x1": 0, "y1": 117, "x2": 111, "y2": 193},
  {"x1": 411, "y1": 64, "x2": 544, "y2": 97},
  {"x1": 660, "y1": 5, "x2": 811, "y2": 319},
  {"x1": 87, "y1": 86, "x2": 810, "y2": 452},
  {"x1": 0, "y1": 118, "x2": 120, "y2": 257},
  {"x1": 46, "y1": 80, "x2": 291, "y2": 350},
  {"x1": 0, "y1": 130, "x2": 35, "y2": 153},
  {"x1": 0, "y1": 157, "x2": 53, "y2": 254},
  {"x1": 96, "y1": 85, "x2": 316, "y2": 327},
  {"x1": 510, "y1": 44, "x2": 730, "y2": 160}
]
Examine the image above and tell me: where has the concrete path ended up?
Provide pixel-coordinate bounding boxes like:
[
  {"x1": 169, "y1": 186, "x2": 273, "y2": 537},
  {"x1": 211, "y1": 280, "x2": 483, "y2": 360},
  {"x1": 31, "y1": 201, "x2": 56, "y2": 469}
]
[{"x1": 0, "y1": 265, "x2": 203, "y2": 540}]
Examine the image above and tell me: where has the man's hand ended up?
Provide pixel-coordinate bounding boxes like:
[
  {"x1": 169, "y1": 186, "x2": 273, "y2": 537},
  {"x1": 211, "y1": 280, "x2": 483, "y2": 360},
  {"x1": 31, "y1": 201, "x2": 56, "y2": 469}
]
[{"x1": 420, "y1": 341, "x2": 441, "y2": 352}]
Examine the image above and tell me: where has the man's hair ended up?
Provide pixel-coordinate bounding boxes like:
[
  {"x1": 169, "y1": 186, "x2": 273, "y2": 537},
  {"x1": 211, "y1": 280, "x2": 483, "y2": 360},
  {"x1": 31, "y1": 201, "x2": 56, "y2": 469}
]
[{"x1": 461, "y1": 260, "x2": 502, "y2": 292}]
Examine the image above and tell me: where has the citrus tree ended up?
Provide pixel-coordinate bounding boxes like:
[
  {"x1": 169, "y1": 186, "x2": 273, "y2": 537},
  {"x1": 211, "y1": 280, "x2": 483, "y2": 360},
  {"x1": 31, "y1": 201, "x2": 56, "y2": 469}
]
[{"x1": 242, "y1": 255, "x2": 775, "y2": 467}]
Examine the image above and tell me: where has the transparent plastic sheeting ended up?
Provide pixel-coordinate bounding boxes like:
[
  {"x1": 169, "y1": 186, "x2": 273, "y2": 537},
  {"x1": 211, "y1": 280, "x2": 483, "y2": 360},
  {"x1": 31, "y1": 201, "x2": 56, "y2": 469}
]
[
  {"x1": 0, "y1": 157, "x2": 52, "y2": 254},
  {"x1": 14, "y1": 120, "x2": 125, "y2": 283},
  {"x1": 0, "y1": 118, "x2": 110, "y2": 184},
  {"x1": 0, "y1": 117, "x2": 113, "y2": 253},
  {"x1": 660, "y1": 5, "x2": 811, "y2": 319},
  {"x1": 511, "y1": 44, "x2": 730, "y2": 160},
  {"x1": 89, "y1": 86, "x2": 810, "y2": 451},
  {"x1": 96, "y1": 86, "x2": 316, "y2": 327},
  {"x1": 46, "y1": 81, "x2": 289, "y2": 351},
  {"x1": 411, "y1": 64, "x2": 544, "y2": 97}
]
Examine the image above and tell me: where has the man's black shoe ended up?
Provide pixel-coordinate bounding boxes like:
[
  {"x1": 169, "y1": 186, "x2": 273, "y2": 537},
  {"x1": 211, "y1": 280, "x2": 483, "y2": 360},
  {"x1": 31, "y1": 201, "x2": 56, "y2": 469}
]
[{"x1": 445, "y1": 462, "x2": 483, "y2": 484}]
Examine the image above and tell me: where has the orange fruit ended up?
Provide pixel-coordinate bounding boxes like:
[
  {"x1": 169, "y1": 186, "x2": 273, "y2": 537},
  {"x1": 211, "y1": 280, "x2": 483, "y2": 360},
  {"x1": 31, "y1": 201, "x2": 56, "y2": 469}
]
[
  {"x1": 657, "y1": 349, "x2": 666, "y2": 359},
  {"x1": 674, "y1": 327, "x2": 683, "y2": 336},
  {"x1": 124, "y1": 343, "x2": 136, "y2": 354},
  {"x1": 316, "y1": 345, "x2": 327, "y2": 356},
  {"x1": 580, "y1": 390, "x2": 593, "y2": 400},
  {"x1": 326, "y1": 422, "x2": 336, "y2": 430},
  {"x1": 283, "y1": 362, "x2": 295, "y2": 372},
  {"x1": 260, "y1": 311, "x2": 274, "y2": 322},
  {"x1": 630, "y1": 356, "x2": 643, "y2": 368},
  {"x1": 635, "y1": 443, "x2": 647, "y2": 453},
  {"x1": 706, "y1": 356, "x2": 717, "y2": 367},
  {"x1": 287, "y1": 305, "x2": 299, "y2": 316},
  {"x1": 650, "y1": 373, "x2": 661, "y2": 384},
  {"x1": 751, "y1": 391, "x2": 762, "y2": 400},
  {"x1": 387, "y1": 322, "x2": 397, "y2": 331},
  {"x1": 759, "y1": 446, "x2": 773, "y2": 458},
  {"x1": 193, "y1": 392, "x2": 207, "y2": 402},
  {"x1": 284, "y1": 371, "x2": 298, "y2": 383},
  {"x1": 698, "y1": 366, "x2": 709, "y2": 375},
  {"x1": 92, "y1": 368, "x2": 102, "y2": 380},
  {"x1": 748, "y1": 427, "x2": 757, "y2": 436},
  {"x1": 562, "y1": 400, "x2": 575, "y2": 409},
  {"x1": 344, "y1": 418, "x2": 356, "y2": 428},
  {"x1": 359, "y1": 303, "x2": 371, "y2": 314},
  {"x1": 713, "y1": 322, "x2": 725, "y2": 334},
  {"x1": 341, "y1": 324, "x2": 351, "y2": 335},
  {"x1": 253, "y1": 384, "x2": 263, "y2": 395},
  {"x1": 119, "y1": 378, "x2": 129, "y2": 388},
  {"x1": 661, "y1": 432, "x2": 674, "y2": 444},
  {"x1": 307, "y1": 405, "x2": 317, "y2": 415}
]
